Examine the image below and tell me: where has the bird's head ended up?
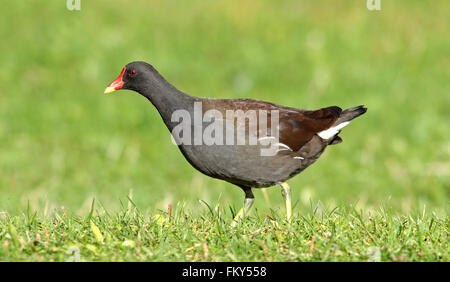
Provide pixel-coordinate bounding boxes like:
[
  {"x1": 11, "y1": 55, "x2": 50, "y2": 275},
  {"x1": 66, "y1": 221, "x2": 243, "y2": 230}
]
[{"x1": 104, "y1": 61, "x2": 161, "y2": 94}]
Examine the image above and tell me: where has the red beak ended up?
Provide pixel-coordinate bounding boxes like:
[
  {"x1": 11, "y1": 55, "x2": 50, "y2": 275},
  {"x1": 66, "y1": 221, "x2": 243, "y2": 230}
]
[{"x1": 104, "y1": 67, "x2": 126, "y2": 94}]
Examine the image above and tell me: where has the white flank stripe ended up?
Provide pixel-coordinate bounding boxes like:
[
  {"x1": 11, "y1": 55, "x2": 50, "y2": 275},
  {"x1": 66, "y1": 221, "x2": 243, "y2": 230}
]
[
  {"x1": 258, "y1": 137, "x2": 293, "y2": 153},
  {"x1": 317, "y1": 121, "x2": 350, "y2": 140},
  {"x1": 276, "y1": 143, "x2": 293, "y2": 151}
]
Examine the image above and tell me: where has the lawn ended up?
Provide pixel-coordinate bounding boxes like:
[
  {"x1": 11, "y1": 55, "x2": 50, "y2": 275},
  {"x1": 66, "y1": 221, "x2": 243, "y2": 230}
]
[
  {"x1": 0, "y1": 0, "x2": 448, "y2": 261},
  {"x1": 0, "y1": 201, "x2": 447, "y2": 261}
]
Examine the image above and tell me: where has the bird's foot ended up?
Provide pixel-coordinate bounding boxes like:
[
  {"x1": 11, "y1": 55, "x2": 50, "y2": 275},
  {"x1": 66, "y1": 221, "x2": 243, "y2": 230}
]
[
  {"x1": 280, "y1": 182, "x2": 292, "y2": 222},
  {"x1": 231, "y1": 193, "x2": 254, "y2": 228}
]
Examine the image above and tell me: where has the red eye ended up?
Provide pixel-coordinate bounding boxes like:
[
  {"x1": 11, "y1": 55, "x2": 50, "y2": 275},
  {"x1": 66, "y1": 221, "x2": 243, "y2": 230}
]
[{"x1": 130, "y1": 70, "x2": 136, "y2": 77}]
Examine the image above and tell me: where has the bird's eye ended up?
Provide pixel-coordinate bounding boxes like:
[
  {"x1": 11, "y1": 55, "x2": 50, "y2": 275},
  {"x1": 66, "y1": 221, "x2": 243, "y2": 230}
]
[{"x1": 130, "y1": 70, "x2": 136, "y2": 77}]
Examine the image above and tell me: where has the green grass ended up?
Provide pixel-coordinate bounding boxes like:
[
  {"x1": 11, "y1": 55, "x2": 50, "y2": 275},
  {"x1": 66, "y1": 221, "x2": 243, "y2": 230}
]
[
  {"x1": 0, "y1": 0, "x2": 449, "y2": 261},
  {"x1": 0, "y1": 199, "x2": 447, "y2": 261}
]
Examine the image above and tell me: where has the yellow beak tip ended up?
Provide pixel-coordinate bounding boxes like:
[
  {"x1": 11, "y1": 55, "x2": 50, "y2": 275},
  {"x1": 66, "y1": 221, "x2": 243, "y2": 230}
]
[{"x1": 104, "y1": 87, "x2": 116, "y2": 94}]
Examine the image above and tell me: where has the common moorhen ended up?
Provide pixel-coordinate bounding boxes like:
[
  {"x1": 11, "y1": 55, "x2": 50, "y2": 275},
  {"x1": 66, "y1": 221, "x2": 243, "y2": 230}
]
[{"x1": 105, "y1": 61, "x2": 367, "y2": 226}]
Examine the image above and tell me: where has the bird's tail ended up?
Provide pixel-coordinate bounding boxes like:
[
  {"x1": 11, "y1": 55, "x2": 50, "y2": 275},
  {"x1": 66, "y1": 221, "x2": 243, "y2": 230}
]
[
  {"x1": 334, "y1": 105, "x2": 367, "y2": 125},
  {"x1": 317, "y1": 105, "x2": 367, "y2": 143}
]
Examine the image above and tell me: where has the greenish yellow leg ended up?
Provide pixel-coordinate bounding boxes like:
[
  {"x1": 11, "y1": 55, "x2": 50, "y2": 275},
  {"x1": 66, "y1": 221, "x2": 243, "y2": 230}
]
[
  {"x1": 231, "y1": 189, "x2": 254, "y2": 227},
  {"x1": 280, "y1": 182, "x2": 292, "y2": 222}
]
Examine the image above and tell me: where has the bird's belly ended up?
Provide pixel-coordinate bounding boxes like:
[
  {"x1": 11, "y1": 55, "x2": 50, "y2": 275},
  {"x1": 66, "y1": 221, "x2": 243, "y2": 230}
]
[{"x1": 178, "y1": 140, "x2": 326, "y2": 188}]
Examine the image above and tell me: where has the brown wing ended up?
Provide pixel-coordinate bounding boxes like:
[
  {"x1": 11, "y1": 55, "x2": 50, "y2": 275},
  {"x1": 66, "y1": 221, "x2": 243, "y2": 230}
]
[
  {"x1": 200, "y1": 98, "x2": 341, "y2": 151},
  {"x1": 278, "y1": 106, "x2": 342, "y2": 151}
]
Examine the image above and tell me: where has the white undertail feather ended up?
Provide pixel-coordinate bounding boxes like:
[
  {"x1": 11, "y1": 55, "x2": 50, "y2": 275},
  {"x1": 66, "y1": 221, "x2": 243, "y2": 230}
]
[{"x1": 317, "y1": 121, "x2": 350, "y2": 140}]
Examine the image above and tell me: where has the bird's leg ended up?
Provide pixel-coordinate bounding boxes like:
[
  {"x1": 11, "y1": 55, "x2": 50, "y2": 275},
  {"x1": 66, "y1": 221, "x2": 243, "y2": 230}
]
[
  {"x1": 231, "y1": 188, "x2": 254, "y2": 227},
  {"x1": 280, "y1": 182, "x2": 292, "y2": 222}
]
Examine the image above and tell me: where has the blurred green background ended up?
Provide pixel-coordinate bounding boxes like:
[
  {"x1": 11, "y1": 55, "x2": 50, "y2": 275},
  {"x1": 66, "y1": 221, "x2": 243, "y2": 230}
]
[{"x1": 0, "y1": 0, "x2": 448, "y2": 217}]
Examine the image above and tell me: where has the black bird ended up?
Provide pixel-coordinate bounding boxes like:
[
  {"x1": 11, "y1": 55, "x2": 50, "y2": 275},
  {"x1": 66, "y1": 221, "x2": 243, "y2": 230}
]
[{"x1": 105, "y1": 61, "x2": 367, "y2": 225}]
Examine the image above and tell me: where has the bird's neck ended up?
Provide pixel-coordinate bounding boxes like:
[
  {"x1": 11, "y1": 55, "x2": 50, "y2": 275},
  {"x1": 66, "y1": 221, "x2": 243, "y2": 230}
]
[{"x1": 139, "y1": 81, "x2": 196, "y2": 131}]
